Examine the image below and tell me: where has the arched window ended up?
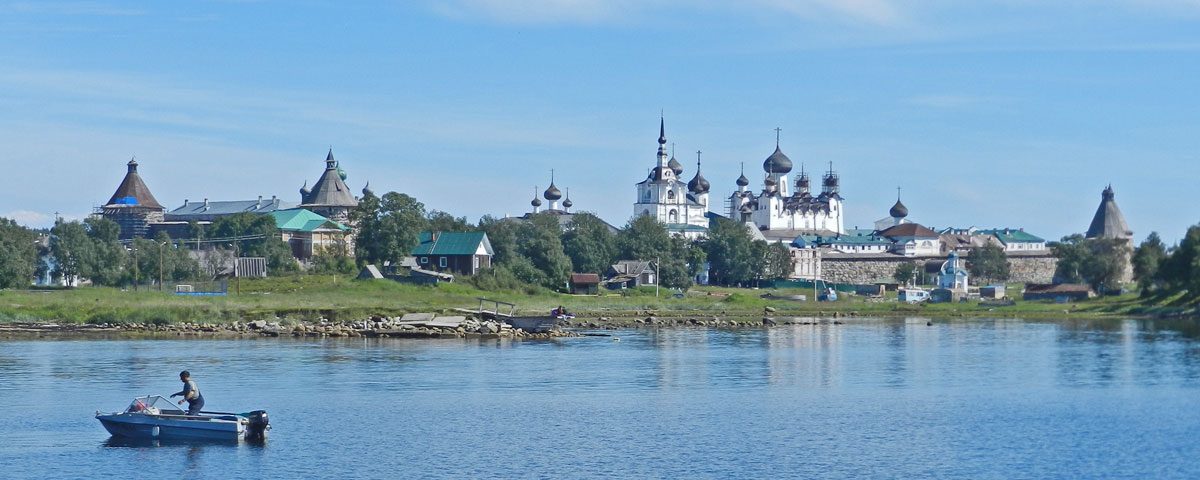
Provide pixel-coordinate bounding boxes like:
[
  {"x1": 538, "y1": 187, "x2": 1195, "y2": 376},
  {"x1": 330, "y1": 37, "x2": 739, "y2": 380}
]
[
  {"x1": 667, "y1": 190, "x2": 675, "y2": 200},
  {"x1": 642, "y1": 209, "x2": 650, "y2": 217},
  {"x1": 668, "y1": 209, "x2": 678, "y2": 223}
]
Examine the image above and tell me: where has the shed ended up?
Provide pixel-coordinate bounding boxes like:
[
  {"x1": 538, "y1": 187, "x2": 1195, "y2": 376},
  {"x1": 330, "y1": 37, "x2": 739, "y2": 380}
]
[
  {"x1": 980, "y1": 285, "x2": 1006, "y2": 300},
  {"x1": 1023, "y1": 284, "x2": 1094, "y2": 302},
  {"x1": 570, "y1": 273, "x2": 601, "y2": 295}
]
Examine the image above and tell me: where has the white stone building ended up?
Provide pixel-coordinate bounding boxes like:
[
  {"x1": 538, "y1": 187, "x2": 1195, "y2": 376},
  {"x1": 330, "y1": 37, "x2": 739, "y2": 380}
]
[
  {"x1": 727, "y1": 134, "x2": 845, "y2": 235},
  {"x1": 633, "y1": 118, "x2": 710, "y2": 239}
]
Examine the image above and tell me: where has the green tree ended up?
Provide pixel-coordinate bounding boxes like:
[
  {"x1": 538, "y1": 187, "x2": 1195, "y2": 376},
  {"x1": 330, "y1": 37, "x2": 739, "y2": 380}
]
[
  {"x1": 893, "y1": 262, "x2": 918, "y2": 285},
  {"x1": 1051, "y1": 234, "x2": 1127, "y2": 293},
  {"x1": 1156, "y1": 225, "x2": 1200, "y2": 298},
  {"x1": 966, "y1": 244, "x2": 1010, "y2": 284},
  {"x1": 426, "y1": 210, "x2": 471, "y2": 233},
  {"x1": 515, "y1": 213, "x2": 572, "y2": 289},
  {"x1": 703, "y1": 217, "x2": 759, "y2": 286},
  {"x1": 761, "y1": 242, "x2": 794, "y2": 281},
  {"x1": 1132, "y1": 232, "x2": 1167, "y2": 295},
  {"x1": 616, "y1": 215, "x2": 672, "y2": 261},
  {"x1": 374, "y1": 192, "x2": 428, "y2": 265},
  {"x1": 49, "y1": 220, "x2": 92, "y2": 285},
  {"x1": 83, "y1": 217, "x2": 128, "y2": 286},
  {"x1": 211, "y1": 213, "x2": 297, "y2": 274},
  {"x1": 562, "y1": 213, "x2": 617, "y2": 274},
  {"x1": 0, "y1": 218, "x2": 38, "y2": 288},
  {"x1": 351, "y1": 188, "x2": 384, "y2": 265},
  {"x1": 477, "y1": 215, "x2": 519, "y2": 266}
]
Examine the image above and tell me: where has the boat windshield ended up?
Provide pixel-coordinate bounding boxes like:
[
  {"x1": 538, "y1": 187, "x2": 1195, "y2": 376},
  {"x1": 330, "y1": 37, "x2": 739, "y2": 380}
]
[{"x1": 125, "y1": 395, "x2": 186, "y2": 415}]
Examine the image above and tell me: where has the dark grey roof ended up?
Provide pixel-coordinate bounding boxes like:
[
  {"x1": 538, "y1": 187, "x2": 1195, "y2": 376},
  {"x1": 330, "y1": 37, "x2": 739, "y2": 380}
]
[
  {"x1": 763, "y1": 146, "x2": 793, "y2": 174},
  {"x1": 1086, "y1": 185, "x2": 1132, "y2": 239},
  {"x1": 165, "y1": 198, "x2": 298, "y2": 221},
  {"x1": 889, "y1": 199, "x2": 908, "y2": 218},
  {"x1": 736, "y1": 172, "x2": 749, "y2": 187},
  {"x1": 105, "y1": 158, "x2": 164, "y2": 210},
  {"x1": 300, "y1": 149, "x2": 359, "y2": 208},
  {"x1": 688, "y1": 170, "x2": 710, "y2": 194},
  {"x1": 668, "y1": 155, "x2": 683, "y2": 175},
  {"x1": 544, "y1": 182, "x2": 562, "y2": 201}
]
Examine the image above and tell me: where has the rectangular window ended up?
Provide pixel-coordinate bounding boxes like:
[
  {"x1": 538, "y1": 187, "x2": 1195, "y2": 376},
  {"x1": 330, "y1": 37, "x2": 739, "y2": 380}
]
[{"x1": 439, "y1": 257, "x2": 447, "y2": 268}]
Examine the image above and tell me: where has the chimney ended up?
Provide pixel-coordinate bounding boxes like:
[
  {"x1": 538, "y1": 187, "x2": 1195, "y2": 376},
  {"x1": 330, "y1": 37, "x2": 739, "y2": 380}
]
[
  {"x1": 203, "y1": 198, "x2": 209, "y2": 211},
  {"x1": 431, "y1": 231, "x2": 439, "y2": 242},
  {"x1": 271, "y1": 195, "x2": 277, "y2": 206}
]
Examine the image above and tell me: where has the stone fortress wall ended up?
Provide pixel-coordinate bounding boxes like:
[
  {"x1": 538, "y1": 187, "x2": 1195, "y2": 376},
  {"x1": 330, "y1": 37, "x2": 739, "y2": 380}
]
[{"x1": 819, "y1": 252, "x2": 1056, "y2": 285}]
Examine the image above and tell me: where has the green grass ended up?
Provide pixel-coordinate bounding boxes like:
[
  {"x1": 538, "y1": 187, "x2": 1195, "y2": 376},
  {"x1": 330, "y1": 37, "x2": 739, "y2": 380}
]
[{"x1": 0, "y1": 275, "x2": 1184, "y2": 325}]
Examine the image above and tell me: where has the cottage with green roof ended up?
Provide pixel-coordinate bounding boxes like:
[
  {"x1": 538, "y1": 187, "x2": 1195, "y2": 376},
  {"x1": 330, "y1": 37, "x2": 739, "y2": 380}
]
[
  {"x1": 268, "y1": 208, "x2": 351, "y2": 260},
  {"x1": 977, "y1": 228, "x2": 1046, "y2": 252},
  {"x1": 411, "y1": 231, "x2": 493, "y2": 275}
]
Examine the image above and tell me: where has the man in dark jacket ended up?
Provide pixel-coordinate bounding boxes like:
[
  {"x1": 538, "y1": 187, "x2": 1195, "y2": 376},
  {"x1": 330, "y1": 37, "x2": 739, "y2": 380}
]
[{"x1": 170, "y1": 370, "x2": 205, "y2": 415}]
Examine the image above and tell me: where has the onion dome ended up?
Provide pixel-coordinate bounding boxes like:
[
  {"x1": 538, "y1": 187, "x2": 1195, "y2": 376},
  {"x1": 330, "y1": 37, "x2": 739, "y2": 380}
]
[
  {"x1": 796, "y1": 169, "x2": 810, "y2": 190},
  {"x1": 668, "y1": 155, "x2": 683, "y2": 176},
  {"x1": 362, "y1": 182, "x2": 374, "y2": 197},
  {"x1": 763, "y1": 146, "x2": 793, "y2": 174},
  {"x1": 531, "y1": 187, "x2": 543, "y2": 208},
  {"x1": 890, "y1": 199, "x2": 908, "y2": 219},
  {"x1": 544, "y1": 183, "x2": 562, "y2": 201},
  {"x1": 562, "y1": 188, "x2": 574, "y2": 209},
  {"x1": 823, "y1": 173, "x2": 838, "y2": 188},
  {"x1": 300, "y1": 180, "x2": 311, "y2": 197},
  {"x1": 337, "y1": 166, "x2": 348, "y2": 181},
  {"x1": 736, "y1": 162, "x2": 749, "y2": 187},
  {"x1": 688, "y1": 171, "x2": 710, "y2": 194}
]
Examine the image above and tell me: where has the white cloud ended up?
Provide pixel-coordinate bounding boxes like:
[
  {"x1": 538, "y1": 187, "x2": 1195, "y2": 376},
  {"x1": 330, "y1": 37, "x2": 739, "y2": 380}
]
[
  {"x1": 428, "y1": 0, "x2": 910, "y2": 27},
  {"x1": 3, "y1": 210, "x2": 51, "y2": 227}
]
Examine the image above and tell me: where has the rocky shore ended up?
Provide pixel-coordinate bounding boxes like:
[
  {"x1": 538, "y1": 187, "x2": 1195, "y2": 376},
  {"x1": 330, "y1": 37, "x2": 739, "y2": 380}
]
[
  {"x1": 0, "y1": 310, "x2": 854, "y2": 339},
  {"x1": 0, "y1": 316, "x2": 577, "y2": 339}
]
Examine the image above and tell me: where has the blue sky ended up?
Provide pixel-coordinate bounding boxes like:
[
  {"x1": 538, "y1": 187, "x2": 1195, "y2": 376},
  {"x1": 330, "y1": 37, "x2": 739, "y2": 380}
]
[{"x1": 1, "y1": 1, "x2": 1197, "y2": 243}]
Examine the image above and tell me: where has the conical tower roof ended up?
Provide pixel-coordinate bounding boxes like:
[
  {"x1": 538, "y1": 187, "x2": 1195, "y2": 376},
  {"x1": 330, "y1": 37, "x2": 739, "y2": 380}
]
[
  {"x1": 105, "y1": 157, "x2": 164, "y2": 210},
  {"x1": 301, "y1": 149, "x2": 359, "y2": 208},
  {"x1": 1086, "y1": 185, "x2": 1132, "y2": 240}
]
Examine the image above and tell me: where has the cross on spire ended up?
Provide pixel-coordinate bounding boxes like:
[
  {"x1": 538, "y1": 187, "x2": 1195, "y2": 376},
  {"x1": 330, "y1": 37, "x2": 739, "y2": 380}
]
[
  {"x1": 774, "y1": 127, "x2": 782, "y2": 147},
  {"x1": 897, "y1": 186, "x2": 902, "y2": 200},
  {"x1": 696, "y1": 149, "x2": 702, "y2": 167}
]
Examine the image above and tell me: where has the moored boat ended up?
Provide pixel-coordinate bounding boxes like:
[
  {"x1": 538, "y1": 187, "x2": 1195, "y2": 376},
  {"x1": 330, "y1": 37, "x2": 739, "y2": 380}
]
[{"x1": 96, "y1": 395, "x2": 269, "y2": 442}]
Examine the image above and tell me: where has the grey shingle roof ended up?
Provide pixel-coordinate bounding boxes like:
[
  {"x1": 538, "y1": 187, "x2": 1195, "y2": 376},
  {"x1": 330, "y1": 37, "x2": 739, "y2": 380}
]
[
  {"x1": 166, "y1": 198, "x2": 297, "y2": 221},
  {"x1": 1086, "y1": 185, "x2": 1132, "y2": 240},
  {"x1": 300, "y1": 149, "x2": 359, "y2": 208},
  {"x1": 105, "y1": 159, "x2": 164, "y2": 210}
]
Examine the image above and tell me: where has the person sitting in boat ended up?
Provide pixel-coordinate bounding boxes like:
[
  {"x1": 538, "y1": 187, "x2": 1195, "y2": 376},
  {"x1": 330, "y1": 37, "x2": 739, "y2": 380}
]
[
  {"x1": 552, "y1": 306, "x2": 573, "y2": 319},
  {"x1": 170, "y1": 370, "x2": 205, "y2": 415}
]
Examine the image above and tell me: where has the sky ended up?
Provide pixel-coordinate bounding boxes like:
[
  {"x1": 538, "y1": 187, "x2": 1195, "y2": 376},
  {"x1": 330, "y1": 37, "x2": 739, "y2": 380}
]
[{"x1": 0, "y1": 0, "x2": 1198, "y2": 243}]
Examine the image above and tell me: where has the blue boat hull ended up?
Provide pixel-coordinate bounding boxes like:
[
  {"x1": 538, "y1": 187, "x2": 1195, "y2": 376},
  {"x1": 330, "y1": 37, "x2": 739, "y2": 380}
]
[{"x1": 97, "y1": 413, "x2": 244, "y2": 441}]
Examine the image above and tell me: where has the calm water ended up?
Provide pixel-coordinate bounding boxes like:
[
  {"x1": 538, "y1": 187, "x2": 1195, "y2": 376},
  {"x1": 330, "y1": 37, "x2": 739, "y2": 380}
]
[{"x1": 2, "y1": 318, "x2": 1200, "y2": 479}]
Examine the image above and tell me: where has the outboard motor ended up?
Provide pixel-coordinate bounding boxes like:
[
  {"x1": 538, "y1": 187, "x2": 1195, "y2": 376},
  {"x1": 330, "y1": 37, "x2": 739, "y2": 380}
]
[{"x1": 245, "y1": 410, "x2": 269, "y2": 442}]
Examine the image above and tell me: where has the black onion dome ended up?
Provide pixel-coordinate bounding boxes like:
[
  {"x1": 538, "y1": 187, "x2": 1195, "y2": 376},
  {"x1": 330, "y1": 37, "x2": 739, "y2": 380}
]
[
  {"x1": 544, "y1": 183, "x2": 562, "y2": 201},
  {"x1": 823, "y1": 174, "x2": 837, "y2": 187},
  {"x1": 763, "y1": 146, "x2": 793, "y2": 174},
  {"x1": 362, "y1": 182, "x2": 374, "y2": 197},
  {"x1": 668, "y1": 155, "x2": 683, "y2": 175},
  {"x1": 531, "y1": 197, "x2": 542, "y2": 207},
  {"x1": 889, "y1": 199, "x2": 908, "y2": 218},
  {"x1": 736, "y1": 172, "x2": 750, "y2": 187},
  {"x1": 562, "y1": 197, "x2": 573, "y2": 208},
  {"x1": 796, "y1": 173, "x2": 810, "y2": 189},
  {"x1": 688, "y1": 172, "x2": 710, "y2": 194}
]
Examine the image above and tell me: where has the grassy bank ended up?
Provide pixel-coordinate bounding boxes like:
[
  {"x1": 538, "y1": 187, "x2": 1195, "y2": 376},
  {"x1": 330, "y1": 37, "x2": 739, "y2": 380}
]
[{"x1": 0, "y1": 275, "x2": 1185, "y2": 325}]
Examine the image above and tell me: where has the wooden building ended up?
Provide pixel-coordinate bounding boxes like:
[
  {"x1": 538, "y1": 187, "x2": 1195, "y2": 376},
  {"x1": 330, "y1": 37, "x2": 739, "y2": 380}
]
[{"x1": 410, "y1": 231, "x2": 493, "y2": 276}]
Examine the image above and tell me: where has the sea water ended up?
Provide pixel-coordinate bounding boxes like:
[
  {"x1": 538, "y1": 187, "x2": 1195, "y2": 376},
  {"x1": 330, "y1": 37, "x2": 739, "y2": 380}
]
[{"x1": 1, "y1": 318, "x2": 1199, "y2": 479}]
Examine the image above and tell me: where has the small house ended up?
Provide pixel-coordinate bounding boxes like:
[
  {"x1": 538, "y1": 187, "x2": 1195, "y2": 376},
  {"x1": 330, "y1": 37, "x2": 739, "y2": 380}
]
[
  {"x1": 1023, "y1": 284, "x2": 1094, "y2": 302},
  {"x1": 570, "y1": 273, "x2": 601, "y2": 295},
  {"x1": 980, "y1": 285, "x2": 1007, "y2": 300},
  {"x1": 411, "y1": 231, "x2": 493, "y2": 276},
  {"x1": 269, "y1": 208, "x2": 351, "y2": 260},
  {"x1": 606, "y1": 260, "x2": 657, "y2": 289}
]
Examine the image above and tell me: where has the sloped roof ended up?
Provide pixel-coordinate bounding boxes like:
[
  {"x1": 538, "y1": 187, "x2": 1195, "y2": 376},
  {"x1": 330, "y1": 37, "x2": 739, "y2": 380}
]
[
  {"x1": 978, "y1": 228, "x2": 1045, "y2": 244},
  {"x1": 301, "y1": 150, "x2": 359, "y2": 208},
  {"x1": 571, "y1": 273, "x2": 601, "y2": 284},
  {"x1": 610, "y1": 260, "x2": 653, "y2": 276},
  {"x1": 412, "y1": 231, "x2": 492, "y2": 256},
  {"x1": 269, "y1": 208, "x2": 349, "y2": 232},
  {"x1": 105, "y1": 159, "x2": 164, "y2": 210},
  {"x1": 878, "y1": 223, "x2": 939, "y2": 239},
  {"x1": 167, "y1": 198, "x2": 298, "y2": 219},
  {"x1": 1086, "y1": 186, "x2": 1132, "y2": 240}
]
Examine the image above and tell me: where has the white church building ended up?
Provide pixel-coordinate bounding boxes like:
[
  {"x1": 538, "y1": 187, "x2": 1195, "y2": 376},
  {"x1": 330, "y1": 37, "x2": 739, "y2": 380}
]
[
  {"x1": 727, "y1": 132, "x2": 846, "y2": 236},
  {"x1": 634, "y1": 118, "x2": 711, "y2": 239}
]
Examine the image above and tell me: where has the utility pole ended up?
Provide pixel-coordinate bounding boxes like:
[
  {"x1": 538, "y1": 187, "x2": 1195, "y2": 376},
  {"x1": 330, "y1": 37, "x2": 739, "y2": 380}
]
[
  {"x1": 158, "y1": 241, "x2": 166, "y2": 292},
  {"x1": 655, "y1": 256, "x2": 660, "y2": 298},
  {"x1": 132, "y1": 244, "x2": 138, "y2": 292}
]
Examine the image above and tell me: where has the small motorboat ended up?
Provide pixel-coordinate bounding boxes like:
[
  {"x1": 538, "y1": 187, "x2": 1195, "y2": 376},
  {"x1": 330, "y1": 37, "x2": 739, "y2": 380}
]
[{"x1": 96, "y1": 395, "x2": 269, "y2": 442}]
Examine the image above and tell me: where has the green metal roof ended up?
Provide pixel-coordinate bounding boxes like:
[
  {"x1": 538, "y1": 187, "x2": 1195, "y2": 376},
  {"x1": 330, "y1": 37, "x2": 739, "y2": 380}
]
[
  {"x1": 978, "y1": 228, "x2": 1044, "y2": 244},
  {"x1": 412, "y1": 231, "x2": 492, "y2": 256},
  {"x1": 269, "y1": 208, "x2": 349, "y2": 233}
]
